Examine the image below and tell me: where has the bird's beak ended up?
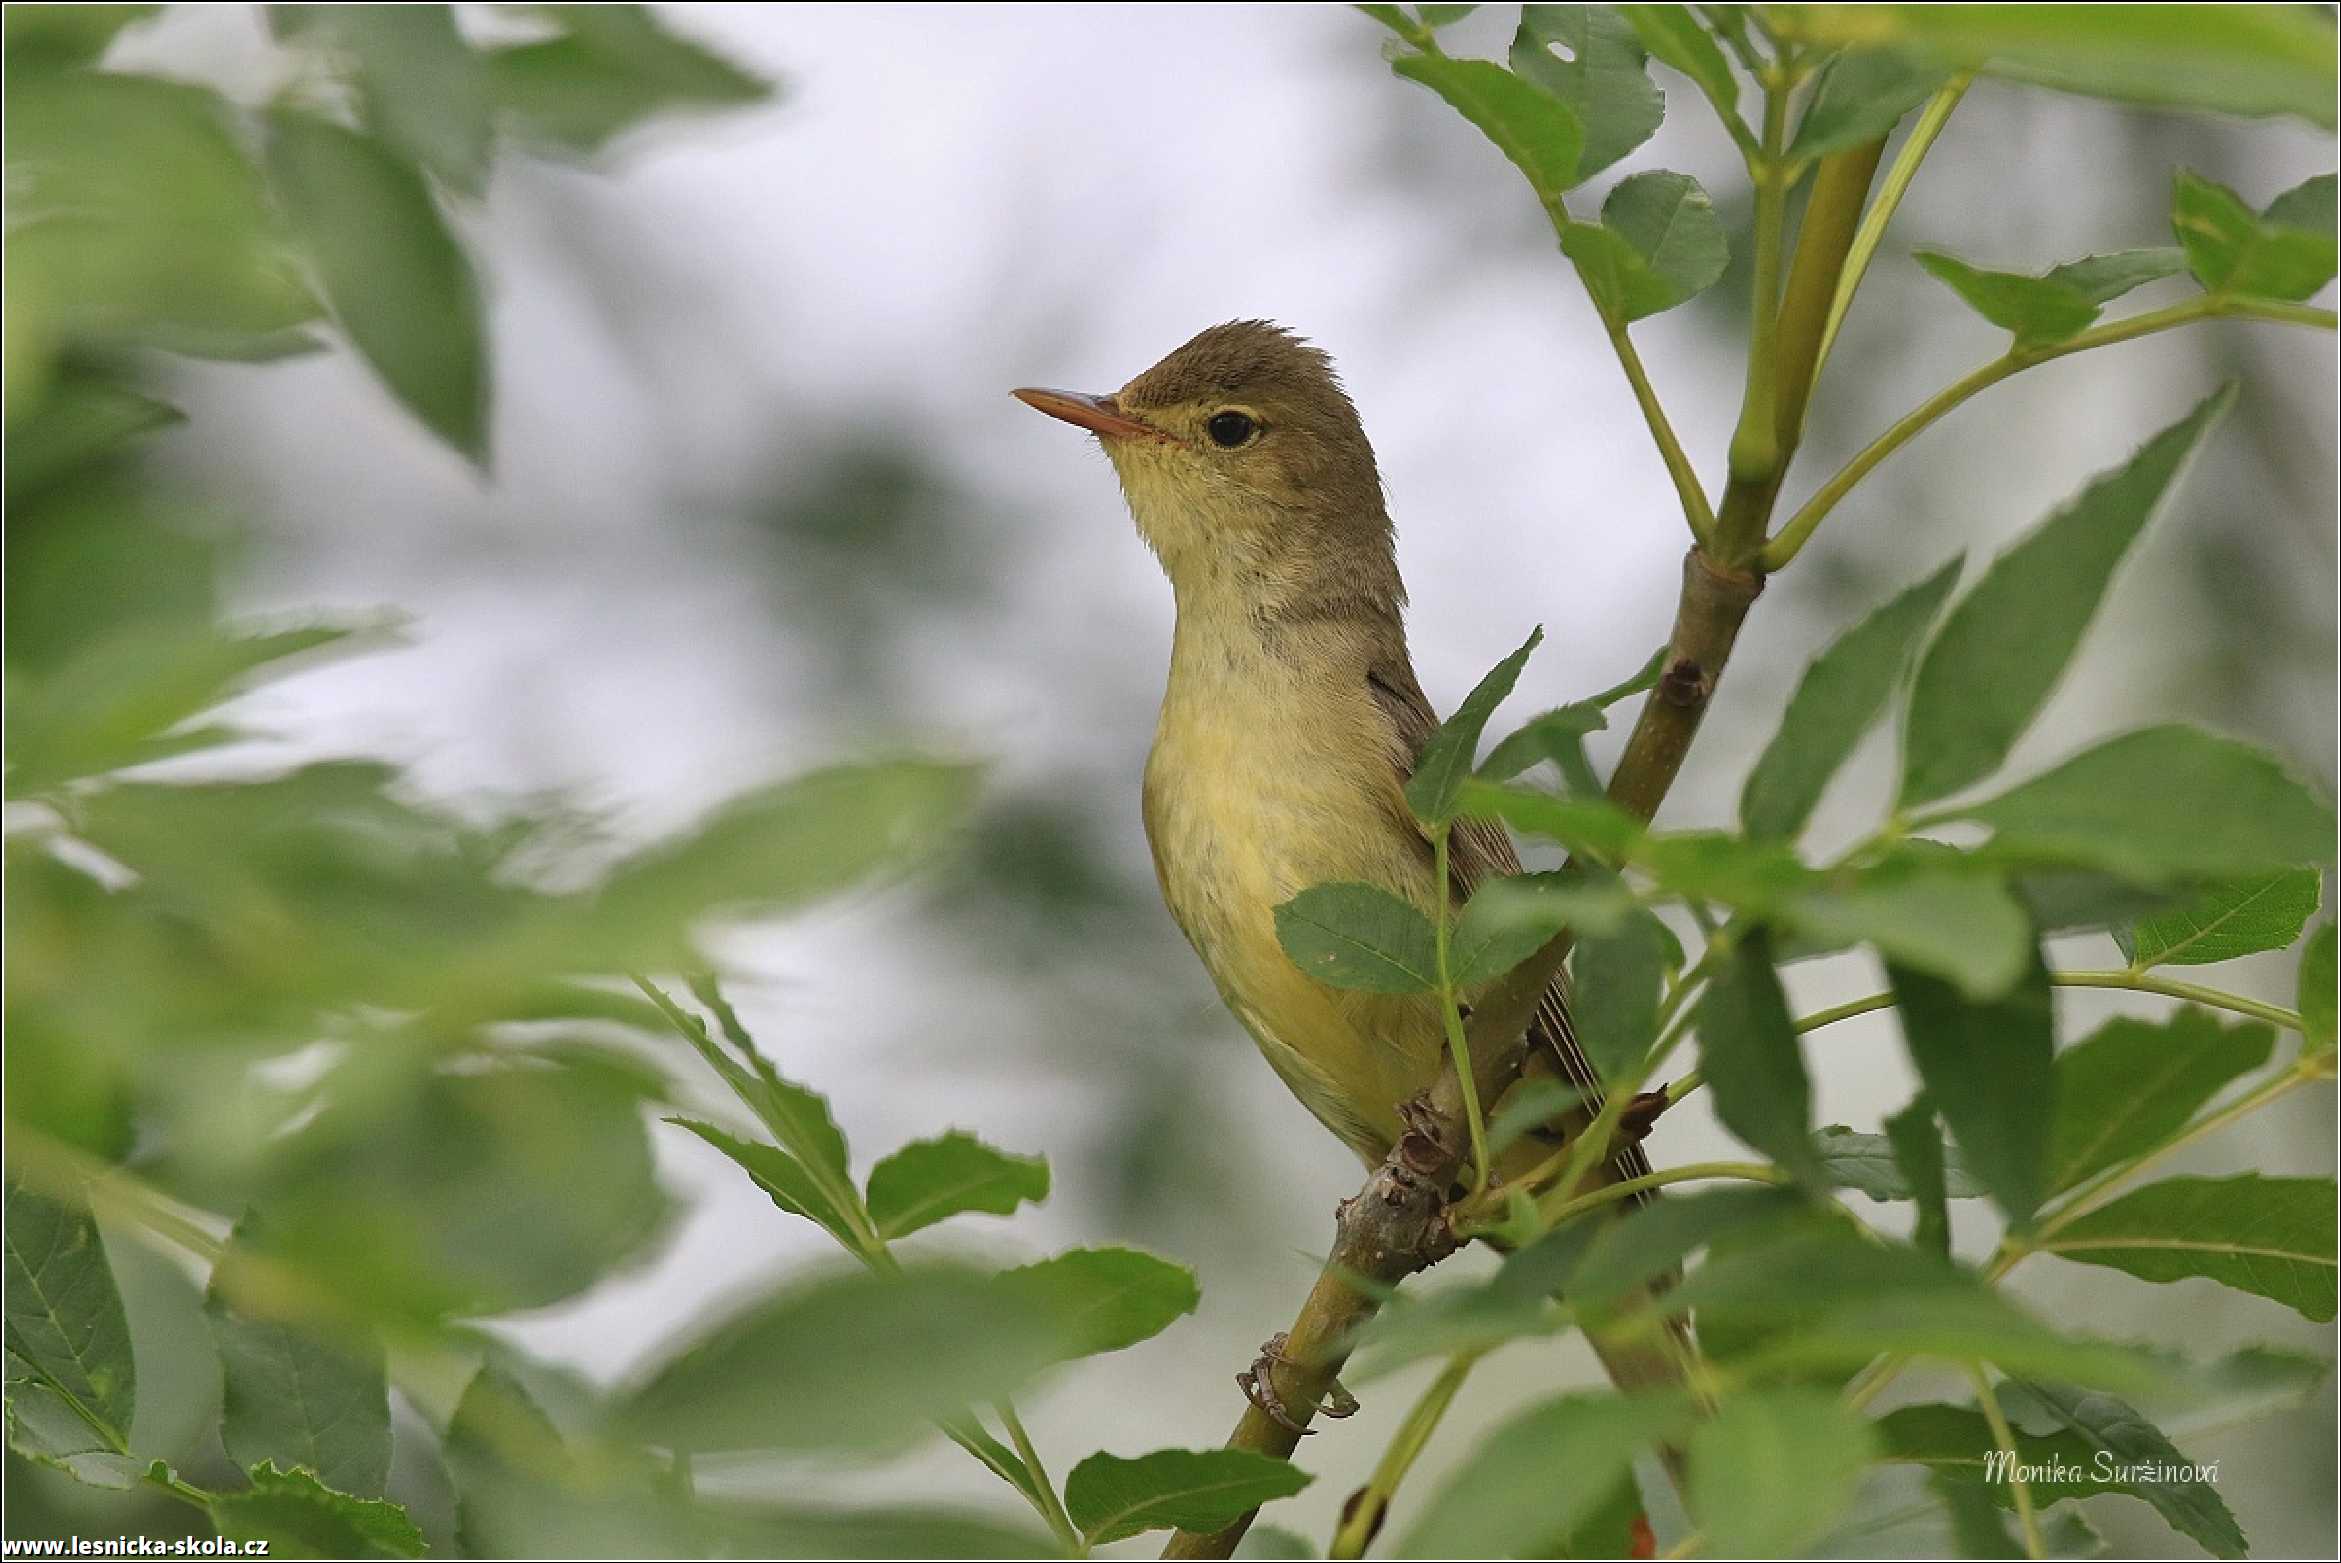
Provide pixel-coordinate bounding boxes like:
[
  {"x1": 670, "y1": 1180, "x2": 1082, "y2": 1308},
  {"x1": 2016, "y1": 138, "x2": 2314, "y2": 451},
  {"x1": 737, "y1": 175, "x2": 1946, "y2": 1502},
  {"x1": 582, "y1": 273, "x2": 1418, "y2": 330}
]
[{"x1": 1013, "y1": 387, "x2": 1169, "y2": 443}]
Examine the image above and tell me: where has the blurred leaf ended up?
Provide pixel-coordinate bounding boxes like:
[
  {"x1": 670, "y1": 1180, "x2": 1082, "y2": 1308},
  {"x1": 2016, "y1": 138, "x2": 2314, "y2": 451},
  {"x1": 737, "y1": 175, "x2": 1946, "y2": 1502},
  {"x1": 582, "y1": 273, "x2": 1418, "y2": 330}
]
[
  {"x1": 6, "y1": 621, "x2": 364, "y2": 796},
  {"x1": 1451, "y1": 873, "x2": 1632, "y2": 990},
  {"x1": 667, "y1": 1116, "x2": 865, "y2": 1251},
  {"x1": 1234, "y1": 1524, "x2": 1319, "y2": 1559},
  {"x1": 245, "y1": 1059, "x2": 670, "y2": 1323},
  {"x1": 618, "y1": 1266, "x2": 1070, "y2": 1453},
  {"x1": 5, "y1": 73, "x2": 317, "y2": 404},
  {"x1": 486, "y1": 3, "x2": 770, "y2": 154},
  {"x1": 207, "y1": 1462, "x2": 425, "y2": 1560},
  {"x1": 1791, "y1": 48, "x2": 1947, "y2": 159},
  {"x1": 280, "y1": 5, "x2": 493, "y2": 195},
  {"x1": 1390, "y1": 52, "x2": 1585, "y2": 209},
  {"x1": 1667, "y1": 1226, "x2": 2169, "y2": 1392},
  {"x1": 2, "y1": 375, "x2": 182, "y2": 505},
  {"x1": 446, "y1": 1366, "x2": 697, "y2": 1558},
  {"x1": 2172, "y1": 170, "x2": 2340, "y2": 301},
  {"x1": 1890, "y1": 948, "x2": 2053, "y2": 1227},
  {"x1": 2048, "y1": 1010, "x2": 2274, "y2": 1196},
  {"x1": 2035, "y1": 1174, "x2": 2336, "y2": 1321},
  {"x1": 1783, "y1": 865, "x2": 2031, "y2": 999},
  {"x1": 1, "y1": 4, "x2": 159, "y2": 69},
  {"x1": 1952, "y1": 726, "x2": 2335, "y2": 883},
  {"x1": 1566, "y1": 1187, "x2": 1811, "y2": 1317},
  {"x1": 1274, "y1": 883, "x2": 1437, "y2": 993},
  {"x1": 1618, "y1": 4, "x2": 1739, "y2": 119},
  {"x1": 1066, "y1": 1448, "x2": 1311, "y2": 1546},
  {"x1": 1699, "y1": 932, "x2": 1827, "y2": 1190},
  {"x1": 992, "y1": 1247, "x2": 1200, "y2": 1360},
  {"x1": 1742, "y1": 555, "x2": 1961, "y2": 842},
  {"x1": 264, "y1": 110, "x2": 486, "y2": 459},
  {"x1": 3, "y1": 1182, "x2": 136, "y2": 1479},
  {"x1": 1395, "y1": 1391, "x2": 1697, "y2": 1558},
  {"x1": 2303, "y1": 924, "x2": 2336, "y2": 1047},
  {"x1": 1770, "y1": 4, "x2": 2337, "y2": 128},
  {"x1": 1572, "y1": 904, "x2": 1667, "y2": 1083},
  {"x1": 1407, "y1": 627, "x2": 1542, "y2": 824},
  {"x1": 865, "y1": 1132, "x2": 1049, "y2": 1241},
  {"x1": 1688, "y1": 1388, "x2": 1877, "y2": 1558},
  {"x1": 596, "y1": 761, "x2": 979, "y2": 954},
  {"x1": 1633, "y1": 831, "x2": 1812, "y2": 911},
  {"x1": 2119, "y1": 869, "x2": 2320, "y2": 967},
  {"x1": 1815, "y1": 1124, "x2": 1984, "y2": 1203},
  {"x1": 1913, "y1": 251, "x2": 2105, "y2": 347},
  {"x1": 1886, "y1": 1098, "x2": 1953, "y2": 1255},
  {"x1": 1561, "y1": 170, "x2": 1729, "y2": 321},
  {"x1": 1901, "y1": 387, "x2": 2233, "y2": 807},
  {"x1": 208, "y1": 1227, "x2": 390, "y2": 1497},
  {"x1": 1350, "y1": 1271, "x2": 1572, "y2": 1380},
  {"x1": 1510, "y1": 5, "x2": 1663, "y2": 177},
  {"x1": 1996, "y1": 1381, "x2": 2248, "y2": 1557}
]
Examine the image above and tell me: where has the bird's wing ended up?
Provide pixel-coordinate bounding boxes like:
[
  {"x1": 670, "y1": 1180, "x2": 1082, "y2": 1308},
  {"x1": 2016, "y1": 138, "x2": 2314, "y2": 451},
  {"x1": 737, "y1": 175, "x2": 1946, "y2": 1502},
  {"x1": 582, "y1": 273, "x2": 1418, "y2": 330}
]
[{"x1": 1366, "y1": 657, "x2": 1653, "y2": 1186}]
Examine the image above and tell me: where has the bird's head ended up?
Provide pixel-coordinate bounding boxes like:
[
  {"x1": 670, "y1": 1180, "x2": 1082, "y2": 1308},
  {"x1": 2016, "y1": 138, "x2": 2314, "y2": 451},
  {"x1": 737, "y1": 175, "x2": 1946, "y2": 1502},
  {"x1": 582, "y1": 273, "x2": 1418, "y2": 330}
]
[{"x1": 1016, "y1": 321, "x2": 1398, "y2": 615}]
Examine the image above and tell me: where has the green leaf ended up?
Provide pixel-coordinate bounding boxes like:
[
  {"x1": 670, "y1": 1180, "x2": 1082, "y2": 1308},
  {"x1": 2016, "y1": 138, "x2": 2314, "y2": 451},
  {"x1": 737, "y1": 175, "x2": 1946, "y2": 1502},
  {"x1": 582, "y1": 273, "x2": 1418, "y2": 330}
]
[
  {"x1": 1618, "y1": 4, "x2": 1740, "y2": 120},
  {"x1": 1879, "y1": 1396, "x2": 2245, "y2": 1558},
  {"x1": 1510, "y1": 5, "x2": 1664, "y2": 178},
  {"x1": 1561, "y1": 170, "x2": 1730, "y2": 321},
  {"x1": 2303, "y1": 923, "x2": 2336, "y2": 1047},
  {"x1": 619, "y1": 1265, "x2": 1074, "y2": 1453},
  {"x1": 1901, "y1": 387, "x2": 2234, "y2": 807},
  {"x1": 2048, "y1": 246, "x2": 2190, "y2": 303},
  {"x1": 208, "y1": 1227, "x2": 390, "y2": 1498},
  {"x1": 2120, "y1": 868, "x2": 2321, "y2": 967},
  {"x1": 1688, "y1": 1388, "x2": 1878, "y2": 1558},
  {"x1": 1914, "y1": 251, "x2": 2105, "y2": 347},
  {"x1": 1450, "y1": 873, "x2": 1632, "y2": 990},
  {"x1": 264, "y1": 110, "x2": 487, "y2": 460},
  {"x1": 283, "y1": 4, "x2": 491, "y2": 195},
  {"x1": 1477, "y1": 702, "x2": 1606, "y2": 793},
  {"x1": 2046, "y1": 1009, "x2": 2274, "y2": 1195},
  {"x1": 1066, "y1": 1448, "x2": 1312, "y2": 1546},
  {"x1": 487, "y1": 3, "x2": 770, "y2": 154},
  {"x1": 2036, "y1": 1174, "x2": 2336, "y2": 1322},
  {"x1": 2, "y1": 374, "x2": 183, "y2": 504},
  {"x1": 2, "y1": 4, "x2": 160, "y2": 68},
  {"x1": 1997, "y1": 1381, "x2": 2248, "y2": 1557},
  {"x1": 865, "y1": 1132, "x2": 1049, "y2": 1241},
  {"x1": 1571, "y1": 903, "x2": 1668, "y2": 1083},
  {"x1": 208, "y1": 1463, "x2": 426, "y2": 1559},
  {"x1": 1396, "y1": 1391, "x2": 1699, "y2": 1558},
  {"x1": 1566, "y1": 1187, "x2": 1812, "y2": 1318},
  {"x1": 1742, "y1": 555, "x2": 1961, "y2": 841},
  {"x1": 3, "y1": 1182, "x2": 136, "y2": 1478},
  {"x1": 1391, "y1": 53, "x2": 1585, "y2": 208},
  {"x1": 1783, "y1": 865, "x2": 2032, "y2": 999},
  {"x1": 992, "y1": 1247, "x2": 1201, "y2": 1360},
  {"x1": 1274, "y1": 882, "x2": 1438, "y2": 993},
  {"x1": 1951, "y1": 726, "x2": 2336, "y2": 883},
  {"x1": 1698, "y1": 933, "x2": 1827, "y2": 1190},
  {"x1": 667, "y1": 1116, "x2": 865, "y2": 1251},
  {"x1": 596, "y1": 761, "x2": 979, "y2": 952},
  {"x1": 1791, "y1": 48, "x2": 1947, "y2": 160},
  {"x1": 1813, "y1": 1124, "x2": 1986, "y2": 1203},
  {"x1": 1457, "y1": 779, "x2": 1645, "y2": 861},
  {"x1": 2172, "y1": 169, "x2": 2340, "y2": 301},
  {"x1": 1407, "y1": 627, "x2": 1543, "y2": 823},
  {"x1": 1887, "y1": 1098, "x2": 1953, "y2": 1255},
  {"x1": 1890, "y1": 948, "x2": 2054, "y2": 1226},
  {"x1": 1771, "y1": 4, "x2": 2337, "y2": 129},
  {"x1": 638, "y1": 981, "x2": 856, "y2": 1206}
]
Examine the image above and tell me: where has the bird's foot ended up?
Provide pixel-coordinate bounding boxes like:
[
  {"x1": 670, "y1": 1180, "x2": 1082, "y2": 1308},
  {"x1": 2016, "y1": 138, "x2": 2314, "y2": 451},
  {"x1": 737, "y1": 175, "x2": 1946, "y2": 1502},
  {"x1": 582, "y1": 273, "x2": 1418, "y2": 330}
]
[{"x1": 1238, "y1": 1333, "x2": 1359, "y2": 1433}]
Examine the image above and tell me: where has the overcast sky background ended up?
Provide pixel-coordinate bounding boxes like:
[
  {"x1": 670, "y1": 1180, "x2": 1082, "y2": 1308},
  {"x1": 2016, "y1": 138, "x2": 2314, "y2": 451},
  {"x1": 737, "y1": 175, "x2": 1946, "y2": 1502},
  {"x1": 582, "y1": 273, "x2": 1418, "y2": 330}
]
[{"x1": 117, "y1": 5, "x2": 2336, "y2": 1554}]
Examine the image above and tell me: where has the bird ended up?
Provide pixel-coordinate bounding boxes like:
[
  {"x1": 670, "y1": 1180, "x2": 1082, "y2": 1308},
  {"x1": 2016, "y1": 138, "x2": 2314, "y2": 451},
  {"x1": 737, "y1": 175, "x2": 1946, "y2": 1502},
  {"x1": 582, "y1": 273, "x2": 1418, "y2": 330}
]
[{"x1": 1015, "y1": 321, "x2": 1678, "y2": 1404}]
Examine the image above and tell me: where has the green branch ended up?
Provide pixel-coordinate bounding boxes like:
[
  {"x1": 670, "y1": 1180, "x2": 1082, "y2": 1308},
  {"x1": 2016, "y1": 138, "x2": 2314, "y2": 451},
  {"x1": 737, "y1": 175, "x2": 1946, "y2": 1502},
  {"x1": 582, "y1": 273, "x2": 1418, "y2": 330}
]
[
  {"x1": 1971, "y1": 1365, "x2": 2047, "y2": 1560},
  {"x1": 1328, "y1": 1353, "x2": 1481, "y2": 1559},
  {"x1": 1811, "y1": 76, "x2": 1970, "y2": 381},
  {"x1": 1434, "y1": 825, "x2": 1492, "y2": 1194},
  {"x1": 1763, "y1": 293, "x2": 2339, "y2": 570}
]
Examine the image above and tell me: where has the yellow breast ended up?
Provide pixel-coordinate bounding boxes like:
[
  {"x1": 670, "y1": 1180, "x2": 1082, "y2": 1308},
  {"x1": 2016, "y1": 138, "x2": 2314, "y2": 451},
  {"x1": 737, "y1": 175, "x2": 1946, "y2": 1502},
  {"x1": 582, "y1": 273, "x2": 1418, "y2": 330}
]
[{"x1": 1141, "y1": 615, "x2": 1446, "y2": 1161}]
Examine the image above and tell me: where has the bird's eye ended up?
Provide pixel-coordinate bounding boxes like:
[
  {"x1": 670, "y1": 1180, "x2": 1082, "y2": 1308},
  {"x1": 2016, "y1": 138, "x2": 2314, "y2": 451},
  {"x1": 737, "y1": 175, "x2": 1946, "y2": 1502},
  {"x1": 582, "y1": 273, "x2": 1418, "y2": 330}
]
[{"x1": 1205, "y1": 410, "x2": 1258, "y2": 448}]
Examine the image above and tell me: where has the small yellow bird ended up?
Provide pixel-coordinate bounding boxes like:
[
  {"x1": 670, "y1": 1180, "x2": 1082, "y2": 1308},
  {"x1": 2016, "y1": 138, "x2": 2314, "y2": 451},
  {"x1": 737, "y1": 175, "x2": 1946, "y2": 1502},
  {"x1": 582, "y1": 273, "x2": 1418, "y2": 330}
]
[{"x1": 1014, "y1": 319, "x2": 1654, "y2": 1231}]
